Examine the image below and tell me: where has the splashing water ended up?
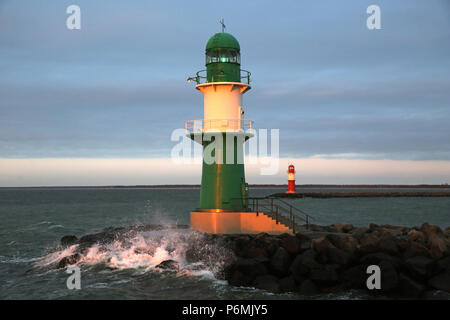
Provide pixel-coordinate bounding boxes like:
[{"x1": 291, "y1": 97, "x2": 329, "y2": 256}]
[{"x1": 33, "y1": 227, "x2": 233, "y2": 281}]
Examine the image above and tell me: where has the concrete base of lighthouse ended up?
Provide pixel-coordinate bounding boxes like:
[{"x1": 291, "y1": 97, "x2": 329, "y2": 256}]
[{"x1": 190, "y1": 211, "x2": 292, "y2": 235}]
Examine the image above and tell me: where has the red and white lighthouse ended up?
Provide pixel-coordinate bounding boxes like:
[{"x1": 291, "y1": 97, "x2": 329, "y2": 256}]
[{"x1": 286, "y1": 164, "x2": 296, "y2": 194}]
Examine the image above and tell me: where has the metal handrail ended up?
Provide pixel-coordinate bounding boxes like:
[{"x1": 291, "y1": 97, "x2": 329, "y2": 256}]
[
  {"x1": 187, "y1": 69, "x2": 251, "y2": 85},
  {"x1": 231, "y1": 196, "x2": 315, "y2": 231},
  {"x1": 269, "y1": 197, "x2": 315, "y2": 221},
  {"x1": 258, "y1": 198, "x2": 306, "y2": 222},
  {"x1": 240, "y1": 70, "x2": 251, "y2": 84},
  {"x1": 185, "y1": 119, "x2": 254, "y2": 134},
  {"x1": 187, "y1": 70, "x2": 207, "y2": 84}
]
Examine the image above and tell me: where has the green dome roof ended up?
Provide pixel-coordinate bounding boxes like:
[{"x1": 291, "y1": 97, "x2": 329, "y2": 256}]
[{"x1": 206, "y1": 32, "x2": 240, "y2": 51}]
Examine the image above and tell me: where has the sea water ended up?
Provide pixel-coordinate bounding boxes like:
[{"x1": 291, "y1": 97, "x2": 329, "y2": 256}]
[{"x1": 0, "y1": 188, "x2": 448, "y2": 299}]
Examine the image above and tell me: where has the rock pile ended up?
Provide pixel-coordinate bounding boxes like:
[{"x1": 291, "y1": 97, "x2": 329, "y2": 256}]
[
  {"x1": 55, "y1": 222, "x2": 450, "y2": 298},
  {"x1": 186, "y1": 223, "x2": 450, "y2": 298}
]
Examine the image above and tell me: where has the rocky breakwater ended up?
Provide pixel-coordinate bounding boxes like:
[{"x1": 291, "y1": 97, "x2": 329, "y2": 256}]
[
  {"x1": 186, "y1": 222, "x2": 450, "y2": 298},
  {"x1": 53, "y1": 222, "x2": 450, "y2": 299},
  {"x1": 271, "y1": 192, "x2": 450, "y2": 198}
]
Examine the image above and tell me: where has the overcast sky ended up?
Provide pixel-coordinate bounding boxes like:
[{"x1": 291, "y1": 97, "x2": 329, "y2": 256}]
[{"x1": 1, "y1": 0, "x2": 449, "y2": 186}]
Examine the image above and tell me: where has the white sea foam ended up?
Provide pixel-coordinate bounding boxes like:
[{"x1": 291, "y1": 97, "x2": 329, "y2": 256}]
[
  {"x1": 34, "y1": 228, "x2": 227, "y2": 281},
  {"x1": 35, "y1": 244, "x2": 79, "y2": 266}
]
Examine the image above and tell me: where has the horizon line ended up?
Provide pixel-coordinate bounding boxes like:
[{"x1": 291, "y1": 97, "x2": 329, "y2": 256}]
[{"x1": 1, "y1": 183, "x2": 449, "y2": 190}]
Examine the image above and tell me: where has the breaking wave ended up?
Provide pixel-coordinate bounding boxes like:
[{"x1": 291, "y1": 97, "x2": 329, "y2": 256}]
[{"x1": 33, "y1": 227, "x2": 233, "y2": 281}]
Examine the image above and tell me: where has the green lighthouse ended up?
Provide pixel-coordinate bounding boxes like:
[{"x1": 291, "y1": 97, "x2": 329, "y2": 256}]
[
  {"x1": 186, "y1": 28, "x2": 253, "y2": 214},
  {"x1": 186, "y1": 25, "x2": 306, "y2": 235},
  {"x1": 187, "y1": 26, "x2": 292, "y2": 234}
]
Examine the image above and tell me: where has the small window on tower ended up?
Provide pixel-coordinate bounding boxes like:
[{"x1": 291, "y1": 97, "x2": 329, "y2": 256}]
[
  {"x1": 206, "y1": 49, "x2": 239, "y2": 64},
  {"x1": 218, "y1": 49, "x2": 230, "y2": 63},
  {"x1": 212, "y1": 56, "x2": 218, "y2": 63},
  {"x1": 230, "y1": 51, "x2": 237, "y2": 63},
  {"x1": 208, "y1": 50, "x2": 219, "y2": 63}
]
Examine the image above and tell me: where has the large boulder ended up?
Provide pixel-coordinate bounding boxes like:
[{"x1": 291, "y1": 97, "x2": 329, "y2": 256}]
[
  {"x1": 341, "y1": 264, "x2": 367, "y2": 289},
  {"x1": 436, "y1": 256, "x2": 450, "y2": 272},
  {"x1": 312, "y1": 237, "x2": 336, "y2": 264},
  {"x1": 228, "y1": 270, "x2": 251, "y2": 287},
  {"x1": 78, "y1": 233, "x2": 103, "y2": 248},
  {"x1": 427, "y1": 233, "x2": 449, "y2": 259},
  {"x1": 297, "y1": 279, "x2": 319, "y2": 295},
  {"x1": 398, "y1": 273, "x2": 425, "y2": 298},
  {"x1": 428, "y1": 271, "x2": 450, "y2": 293},
  {"x1": 60, "y1": 235, "x2": 78, "y2": 247},
  {"x1": 336, "y1": 236, "x2": 359, "y2": 255},
  {"x1": 380, "y1": 224, "x2": 405, "y2": 237},
  {"x1": 289, "y1": 249, "x2": 320, "y2": 281},
  {"x1": 329, "y1": 223, "x2": 354, "y2": 233},
  {"x1": 342, "y1": 224, "x2": 354, "y2": 233},
  {"x1": 185, "y1": 234, "x2": 235, "y2": 271},
  {"x1": 309, "y1": 264, "x2": 340, "y2": 285},
  {"x1": 308, "y1": 224, "x2": 327, "y2": 232},
  {"x1": 243, "y1": 243, "x2": 268, "y2": 258},
  {"x1": 408, "y1": 230, "x2": 425, "y2": 243},
  {"x1": 445, "y1": 227, "x2": 450, "y2": 238},
  {"x1": 57, "y1": 253, "x2": 81, "y2": 269},
  {"x1": 313, "y1": 236, "x2": 353, "y2": 265},
  {"x1": 280, "y1": 235, "x2": 301, "y2": 255},
  {"x1": 261, "y1": 238, "x2": 281, "y2": 257},
  {"x1": 155, "y1": 259, "x2": 180, "y2": 271},
  {"x1": 232, "y1": 235, "x2": 253, "y2": 257},
  {"x1": 405, "y1": 256, "x2": 434, "y2": 279},
  {"x1": 253, "y1": 275, "x2": 280, "y2": 293},
  {"x1": 296, "y1": 233, "x2": 313, "y2": 251},
  {"x1": 421, "y1": 222, "x2": 442, "y2": 238},
  {"x1": 312, "y1": 237, "x2": 334, "y2": 254},
  {"x1": 270, "y1": 247, "x2": 291, "y2": 276},
  {"x1": 372, "y1": 227, "x2": 394, "y2": 239},
  {"x1": 326, "y1": 246, "x2": 351, "y2": 265},
  {"x1": 351, "y1": 227, "x2": 369, "y2": 240},
  {"x1": 379, "y1": 260, "x2": 399, "y2": 292},
  {"x1": 396, "y1": 237, "x2": 410, "y2": 252},
  {"x1": 330, "y1": 223, "x2": 345, "y2": 233},
  {"x1": 225, "y1": 258, "x2": 268, "y2": 285},
  {"x1": 278, "y1": 275, "x2": 296, "y2": 293},
  {"x1": 359, "y1": 234, "x2": 379, "y2": 254},
  {"x1": 78, "y1": 227, "x2": 124, "y2": 248},
  {"x1": 377, "y1": 235, "x2": 399, "y2": 256},
  {"x1": 326, "y1": 234, "x2": 359, "y2": 254},
  {"x1": 361, "y1": 252, "x2": 402, "y2": 269},
  {"x1": 325, "y1": 234, "x2": 345, "y2": 247},
  {"x1": 403, "y1": 241, "x2": 431, "y2": 259}
]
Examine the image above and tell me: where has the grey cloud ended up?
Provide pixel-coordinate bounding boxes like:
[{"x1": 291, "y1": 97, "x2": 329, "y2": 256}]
[{"x1": 0, "y1": 0, "x2": 449, "y2": 161}]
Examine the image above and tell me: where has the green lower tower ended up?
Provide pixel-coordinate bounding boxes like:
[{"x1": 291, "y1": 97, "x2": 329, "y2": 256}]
[{"x1": 198, "y1": 132, "x2": 250, "y2": 211}]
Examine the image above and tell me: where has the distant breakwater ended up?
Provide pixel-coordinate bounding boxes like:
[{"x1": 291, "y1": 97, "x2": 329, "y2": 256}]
[
  {"x1": 271, "y1": 191, "x2": 450, "y2": 198},
  {"x1": 53, "y1": 223, "x2": 450, "y2": 299}
]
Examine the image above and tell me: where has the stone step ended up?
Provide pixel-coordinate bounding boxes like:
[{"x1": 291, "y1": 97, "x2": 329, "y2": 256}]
[{"x1": 258, "y1": 209, "x2": 306, "y2": 233}]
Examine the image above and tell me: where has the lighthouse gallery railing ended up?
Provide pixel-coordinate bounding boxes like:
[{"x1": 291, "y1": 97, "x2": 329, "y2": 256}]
[
  {"x1": 187, "y1": 69, "x2": 251, "y2": 85},
  {"x1": 185, "y1": 119, "x2": 253, "y2": 134}
]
